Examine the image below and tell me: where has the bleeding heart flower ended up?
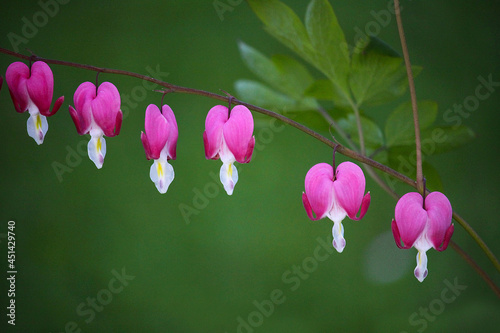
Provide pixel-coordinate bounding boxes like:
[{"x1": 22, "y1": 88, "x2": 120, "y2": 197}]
[
  {"x1": 141, "y1": 104, "x2": 178, "y2": 194},
  {"x1": 69, "y1": 81, "x2": 122, "y2": 169},
  {"x1": 5, "y1": 61, "x2": 64, "y2": 145},
  {"x1": 203, "y1": 105, "x2": 255, "y2": 195},
  {"x1": 302, "y1": 161, "x2": 371, "y2": 253},
  {"x1": 392, "y1": 191, "x2": 454, "y2": 282}
]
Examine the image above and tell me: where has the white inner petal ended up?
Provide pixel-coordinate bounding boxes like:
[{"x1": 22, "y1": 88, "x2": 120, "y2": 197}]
[
  {"x1": 414, "y1": 250, "x2": 429, "y2": 282},
  {"x1": 88, "y1": 133, "x2": 106, "y2": 169},
  {"x1": 332, "y1": 222, "x2": 346, "y2": 253},
  {"x1": 150, "y1": 158, "x2": 175, "y2": 194},
  {"x1": 26, "y1": 111, "x2": 48, "y2": 145},
  {"x1": 220, "y1": 161, "x2": 238, "y2": 195}
]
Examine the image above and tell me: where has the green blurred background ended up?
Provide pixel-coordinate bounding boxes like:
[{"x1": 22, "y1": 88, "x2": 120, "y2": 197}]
[{"x1": 1, "y1": 0, "x2": 499, "y2": 332}]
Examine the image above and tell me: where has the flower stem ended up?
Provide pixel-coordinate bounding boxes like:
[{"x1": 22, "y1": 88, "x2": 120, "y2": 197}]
[
  {"x1": 1, "y1": 46, "x2": 498, "y2": 292},
  {"x1": 394, "y1": 0, "x2": 424, "y2": 194}
]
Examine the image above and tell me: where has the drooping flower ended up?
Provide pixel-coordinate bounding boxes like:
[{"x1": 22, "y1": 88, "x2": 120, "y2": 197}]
[
  {"x1": 68, "y1": 81, "x2": 122, "y2": 169},
  {"x1": 392, "y1": 192, "x2": 454, "y2": 282},
  {"x1": 203, "y1": 105, "x2": 255, "y2": 195},
  {"x1": 302, "y1": 162, "x2": 371, "y2": 253},
  {"x1": 5, "y1": 61, "x2": 64, "y2": 144},
  {"x1": 141, "y1": 104, "x2": 178, "y2": 194}
]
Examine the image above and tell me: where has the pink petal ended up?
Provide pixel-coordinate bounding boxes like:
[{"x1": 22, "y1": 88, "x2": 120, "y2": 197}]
[
  {"x1": 223, "y1": 105, "x2": 254, "y2": 164},
  {"x1": 141, "y1": 131, "x2": 153, "y2": 160},
  {"x1": 243, "y1": 136, "x2": 256, "y2": 163},
  {"x1": 161, "y1": 104, "x2": 178, "y2": 160},
  {"x1": 333, "y1": 162, "x2": 368, "y2": 220},
  {"x1": 71, "y1": 82, "x2": 95, "y2": 135},
  {"x1": 303, "y1": 163, "x2": 335, "y2": 220},
  {"x1": 425, "y1": 192, "x2": 453, "y2": 251},
  {"x1": 391, "y1": 219, "x2": 409, "y2": 249},
  {"x1": 144, "y1": 104, "x2": 169, "y2": 160},
  {"x1": 6, "y1": 62, "x2": 30, "y2": 113},
  {"x1": 92, "y1": 82, "x2": 122, "y2": 137},
  {"x1": 394, "y1": 192, "x2": 428, "y2": 248},
  {"x1": 204, "y1": 105, "x2": 228, "y2": 160},
  {"x1": 26, "y1": 61, "x2": 54, "y2": 116},
  {"x1": 49, "y1": 95, "x2": 65, "y2": 116}
]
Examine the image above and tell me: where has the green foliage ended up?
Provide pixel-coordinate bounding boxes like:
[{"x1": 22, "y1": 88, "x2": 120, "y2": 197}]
[
  {"x1": 385, "y1": 100, "x2": 438, "y2": 146},
  {"x1": 247, "y1": 0, "x2": 316, "y2": 65},
  {"x1": 304, "y1": 0, "x2": 350, "y2": 88},
  {"x1": 349, "y1": 37, "x2": 422, "y2": 107},
  {"x1": 337, "y1": 112, "x2": 384, "y2": 153},
  {"x1": 245, "y1": 0, "x2": 476, "y2": 191}
]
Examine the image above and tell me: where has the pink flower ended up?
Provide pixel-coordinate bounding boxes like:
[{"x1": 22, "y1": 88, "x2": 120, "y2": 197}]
[
  {"x1": 69, "y1": 81, "x2": 122, "y2": 169},
  {"x1": 203, "y1": 105, "x2": 255, "y2": 195},
  {"x1": 5, "y1": 61, "x2": 64, "y2": 145},
  {"x1": 392, "y1": 192, "x2": 454, "y2": 282},
  {"x1": 141, "y1": 104, "x2": 178, "y2": 194},
  {"x1": 302, "y1": 162, "x2": 371, "y2": 253}
]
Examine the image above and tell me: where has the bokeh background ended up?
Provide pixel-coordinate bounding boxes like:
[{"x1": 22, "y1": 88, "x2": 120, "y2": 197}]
[{"x1": 1, "y1": 0, "x2": 499, "y2": 332}]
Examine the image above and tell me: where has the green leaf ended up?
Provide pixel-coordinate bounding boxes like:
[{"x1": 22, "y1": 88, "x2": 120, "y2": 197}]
[
  {"x1": 305, "y1": 0, "x2": 350, "y2": 89},
  {"x1": 234, "y1": 79, "x2": 317, "y2": 111},
  {"x1": 420, "y1": 125, "x2": 475, "y2": 155},
  {"x1": 304, "y1": 79, "x2": 351, "y2": 107},
  {"x1": 247, "y1": 0, "x2": 315, "y2": 64},
  {"x1": 337, "y1": 113, "x2": 384, "y2": 152},
  {"x1": 237, "y1": 41, "x2": 315, "y2": 98},
  {"x1": 349, "y1": 36, "x2": 422, "y2": 107},
  {"x1": 385, "y1": 100, "x2": 438, "y2": 146}
]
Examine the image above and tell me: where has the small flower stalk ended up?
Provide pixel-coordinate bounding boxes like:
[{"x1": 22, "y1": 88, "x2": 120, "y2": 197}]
[
  {"x1": 392, "y1": 191, "x2": 454, "y2": 282},
  {"x1": 6, "y1": 61, "x2": 64, "y2": 144},
  {"x1": 302, "y1": 160, "x2": 371, "y2": 253},
  {"x1": 203, "y1": 105, "x2": 255, "y2": 195},
  {"x1": 69, "y1": 81, "x2": 122, "y2": 169},
  {"x1": 141, "y1": 104, "x2": 178, "y2": 194}
]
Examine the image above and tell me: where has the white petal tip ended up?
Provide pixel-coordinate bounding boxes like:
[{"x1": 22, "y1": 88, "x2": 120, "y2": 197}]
[
  {"x1": 332, "y1": 222, "x2": 346, "y2": 253},
  {"x1": 150, "y1": 159, "x2": 174, "y2": 194},
  {"x1": 27, "y1": 113, "x2": 48, "y2": 145},
  {"x1": 220, "y1": 162, "x2": 238, "y2": 196},
  {"x1": 88, "y1": 135, "x2": 106, "y2": 169},
  {"x1": 414, "y1": 251, "x2": 428, "y2": 282}
]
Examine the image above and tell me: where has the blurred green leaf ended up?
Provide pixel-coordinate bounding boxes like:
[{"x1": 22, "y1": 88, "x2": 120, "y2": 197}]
[
  {"x1": 237, "y1": 41, "x2": 315, "y2": 98},
  {"x1": 304, "y1": 79, "x2": 351, "y2": 107},
  {"x1": 247, "y1": 0, "x2": 315, "y2": 65},
  {"x1": 385, "y1": 100, "x2": 438, "y2": 146},
  {"x1": 349, "y1": 36, "x2": 422, "y2": 107},
  {"x1": 305, "y1": 0, "x2": 350, "y2": 89},
  {"x1": 420, "y1": 125, "x2": 475, "y2": 155},
  {"x1": 337, "y1": 113, "x2": 384, "y2": 152},
  {"x1": 234, "y1": 79, "x2": 317, "y2": 111}
]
